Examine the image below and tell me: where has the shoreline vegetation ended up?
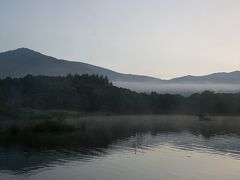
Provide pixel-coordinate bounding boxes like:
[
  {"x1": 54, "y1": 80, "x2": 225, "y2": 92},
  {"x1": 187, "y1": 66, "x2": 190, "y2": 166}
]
[
  {"x1": 1, "y1": 74, "x2": 240, "y2": 148},
  {"x1": 0, "y1": 114, "x2": 240, "y2": 149},
  {"x1": 1, "y1": 74, "x2": 240, "y2": 116}
]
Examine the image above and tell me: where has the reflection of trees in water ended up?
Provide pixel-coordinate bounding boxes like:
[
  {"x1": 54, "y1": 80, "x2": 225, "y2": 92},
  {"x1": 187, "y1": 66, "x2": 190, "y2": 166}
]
[
  {"x1": 1, "y1": 116, "x2": 240, "y2": 148},
  {"x1": 1, "y1": 132, "x2": 240, "y2": 174},
  {"x1": 1, "y1": 116, "x2": 240, "y2": 174},
  {"x1": 132, "y1": 133, "x2": 145, "y2": 154},
  {"x1": 0, "y1": 147, "x2": 106, "y2": 174}
]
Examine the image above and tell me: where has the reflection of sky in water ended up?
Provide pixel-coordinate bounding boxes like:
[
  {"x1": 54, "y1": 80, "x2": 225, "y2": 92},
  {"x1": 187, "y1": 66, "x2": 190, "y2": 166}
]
[{"x1": 1, "y1": 132, "x2": 240, "y2": 180}]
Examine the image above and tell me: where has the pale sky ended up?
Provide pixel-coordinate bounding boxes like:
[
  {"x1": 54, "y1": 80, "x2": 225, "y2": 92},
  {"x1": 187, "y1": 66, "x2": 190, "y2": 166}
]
[{"x1": 1, "y1": 0, "x2": 240, "y2": 79}]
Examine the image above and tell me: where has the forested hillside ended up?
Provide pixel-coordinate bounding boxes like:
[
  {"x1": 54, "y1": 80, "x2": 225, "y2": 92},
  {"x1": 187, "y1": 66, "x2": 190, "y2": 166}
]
[{"x1": 0, "y1": 74, "x2": 240, "y2": 116}]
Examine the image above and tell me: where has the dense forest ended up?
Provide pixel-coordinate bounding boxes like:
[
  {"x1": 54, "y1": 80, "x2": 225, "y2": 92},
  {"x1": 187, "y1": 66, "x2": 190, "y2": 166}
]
[{"x1": 0, "y1": 74, "x2": 240, "y2": 116}]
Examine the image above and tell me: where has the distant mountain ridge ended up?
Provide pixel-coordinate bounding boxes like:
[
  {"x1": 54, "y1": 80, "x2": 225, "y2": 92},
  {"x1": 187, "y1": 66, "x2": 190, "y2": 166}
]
[
  {"x1": 170, "y1": 71, "x2": 240, "y2": 84},
  {"x1": 0, "y1": 48, "x2": 163, "y2": 83},
  {"x1": 0, "y1": 48, "x2": 240, "y2": 94}
]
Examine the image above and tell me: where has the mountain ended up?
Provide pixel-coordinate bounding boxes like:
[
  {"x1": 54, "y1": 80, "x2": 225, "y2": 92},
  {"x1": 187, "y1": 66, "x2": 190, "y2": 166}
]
[
  {"x1": 0, "y1": 48, "x2": 162, "y2": 83},
  {"x1": 169, "y1": 71, "x2": 240, "y2": 84},
  {"x1": 0, "y1": 48, "x2": 240, "y2": 94}
]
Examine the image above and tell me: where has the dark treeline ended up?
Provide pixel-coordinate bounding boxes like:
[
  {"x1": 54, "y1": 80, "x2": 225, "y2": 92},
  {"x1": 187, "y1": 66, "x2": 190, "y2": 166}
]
[{"x1": 0, "y1": 74, "x2": 240, "y2": 115}]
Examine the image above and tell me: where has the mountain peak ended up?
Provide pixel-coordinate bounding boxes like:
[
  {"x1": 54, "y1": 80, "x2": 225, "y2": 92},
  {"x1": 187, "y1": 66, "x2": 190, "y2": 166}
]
[
  {"x1": 0, "y1": 48, "x2": 164, "y2": 84},
  {"x1": 1, "y1": 48, "x2": 240, "y2": 87},
  {"x1": 0, "y1": 48, "x2": 51, "y2": 61},
  {"x1": 11, "y1": 48, "x2": 41, "y2": 55},
  {"x1": 16, "y1": 47, "x2": 32, "y2": 51}
]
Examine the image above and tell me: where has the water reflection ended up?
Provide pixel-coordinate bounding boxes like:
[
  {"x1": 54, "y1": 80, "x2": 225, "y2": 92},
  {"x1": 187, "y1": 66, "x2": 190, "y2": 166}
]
[
  {"x1": 1, "y1": 116, "x2": 240, "y2": 179},
  {"x1": 1, "y1": 132, "x2": 240, "y2": 174}
]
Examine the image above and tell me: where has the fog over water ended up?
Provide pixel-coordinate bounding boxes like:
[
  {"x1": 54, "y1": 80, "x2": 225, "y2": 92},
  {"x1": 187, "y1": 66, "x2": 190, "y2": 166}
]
[
  {"x1": 1, "y1": 115, "x2": 240, "y2": 180},
  {"x1": 114, "y1": 82, "x2": 240, "y2": 95}
]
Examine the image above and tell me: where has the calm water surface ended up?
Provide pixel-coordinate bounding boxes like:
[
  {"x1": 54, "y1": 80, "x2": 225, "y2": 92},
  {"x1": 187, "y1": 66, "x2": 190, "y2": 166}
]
[{"x1": 1, "y1": 116, "x2": 240, "y2": 180}]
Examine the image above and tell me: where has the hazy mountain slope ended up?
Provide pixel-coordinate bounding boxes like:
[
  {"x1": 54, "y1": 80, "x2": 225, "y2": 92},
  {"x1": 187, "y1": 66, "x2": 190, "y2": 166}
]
[
  {"x1": 1, "y1": 48, "x2": 240, "y2": 94},
  {"x1": 115, "y1": 71, "x2": 240, "y2": 95},
  {"x1": 0, "y1": 48, "x2": 163, "y2": 83},
  {"x1": 169, "y1": 71, "x2": 240, "y2": 84}
]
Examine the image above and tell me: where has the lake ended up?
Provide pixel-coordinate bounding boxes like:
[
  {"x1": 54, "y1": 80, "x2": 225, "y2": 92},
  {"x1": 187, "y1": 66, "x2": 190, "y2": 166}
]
[{"x1": 0, "y1": 115, "x2": 240, "y2": 180}]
